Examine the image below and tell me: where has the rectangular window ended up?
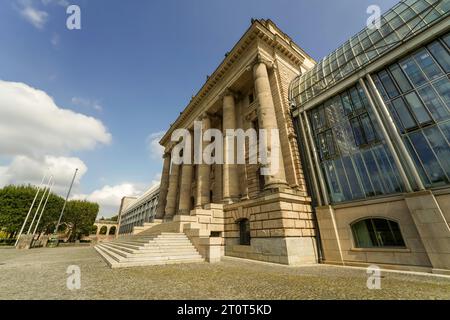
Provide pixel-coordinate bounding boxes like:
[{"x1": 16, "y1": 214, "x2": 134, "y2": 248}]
[
  {"x1": 432, "y1": 77, "x2": 450, "y2": 107},
  {"x1": 350, "y1": 117, "x2": 366, "y2": 146},
  {"x1": 400, "y1": 57, "x2": 428, "y2": 87},
  {"x1": 341, "y1": 92, "x2": 353, "y2": 115},
  {"x1": 349, "y1": 87, "x2": 364, "y2": 111},
  {"x1": 427, "y1": 41, "x2": 450, "y2": 73},
  {"x1": 404, "y1": 91, "x2": 433, "y2": 124},
  {"x1": 423, "y1": 126, "x2": 450, "y2": 179},
  {"x1": 408, "y1": 131, "x2": 447, "y2": 184},
  {"x1": 309, "y1": 83, "x2": 403, "y2": 203},
  {"x1": 392, "y1": 97, "x2": 417, "y2": 129},
  {"x1": 342, "y1": 156, "x2": 365, "y2": 199},
  {"x1": 442, "y1": 33, "x2": 450, "y2": 49},
  {"x1": 417, "y1": 85, "x2": 450, "y2": 121},
  {"x1": 413, "y1": 48, "x2": 444, "y2": 80},
  {"x1": 378, "y1": 70, "x2": 400, "y2": 98},
  {"x1": 362, "y1": 150, "x2": 384, "y2": 195},
  {"x1": 389, "y1": 63, "x2": 413, "y2": 93},
  {"x1": 360, "y1": 114, "x2": 377, "y2": 143},
  {"x1": 354, "y1": 153, "x2": 376, "y2": 197}
]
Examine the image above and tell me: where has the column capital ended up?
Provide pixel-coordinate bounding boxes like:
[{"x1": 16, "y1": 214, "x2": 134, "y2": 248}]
[
  {"x1": 220, "y1": 87, "x2": 240, "y2": 101},
  {"x1": 252, "y1": 53, "x2": 275, "y2": 71},
  {"x1": 163, "y1": 152, "x2": 171, "y2": 159}
]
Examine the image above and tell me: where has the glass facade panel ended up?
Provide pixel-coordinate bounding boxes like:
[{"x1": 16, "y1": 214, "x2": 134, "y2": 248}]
[
  {"x1": 378, "y1": 70, "x2": 400, "y2": 98},
  {"x1": 373, "y1": 33, "x2": 450, "y2": 188},
  {"x1": 417, "y1": 85, "x2": 450, "y2": 121},
  {"x1": 290, "y1": 0, "x2": 449, "y2": 106},
  {"x1": 308, "y1": 84, "x2": 404, "y2": 204},
  {"x1": 389, "y1": 64, "x2": 413, "y2": 93},
  {"x1": 413, "y1": 48, "x2": 444, "y2": 80},
  {"x1": 427, "y1": 40, "x2": 450, "y2": 73},
  {"x1": 404, "y1": 91, "x2": 432, "y2": 124},
  {"x1": 392, "y1": 97, "x2": 417, "y2": 129},
  {"x1": 400, "y1": 57, "x2": 428, "y2": 87},
  {"x1": 432, "y1": 77, "x2": 450, "y2": 106}
]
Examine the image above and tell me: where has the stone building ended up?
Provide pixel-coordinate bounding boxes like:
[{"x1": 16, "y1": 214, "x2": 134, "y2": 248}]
[
  {"x1": 290, "y1": 0, "x2": 450, "y2": 274},
  {"x1": 102, "y1": 0, "x2": 450, "y2": 273},
  {"x1": 118, "y1": 184, "x2": 160, "y2": 235},
  {"x1": 155, "y1": 18, "x2": 320, "y2": 265}
]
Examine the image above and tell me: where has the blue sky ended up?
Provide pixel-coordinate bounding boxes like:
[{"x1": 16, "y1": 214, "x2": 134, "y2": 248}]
[{"x1": 0, "y1": 0, "x2": 399, "y2": 217}]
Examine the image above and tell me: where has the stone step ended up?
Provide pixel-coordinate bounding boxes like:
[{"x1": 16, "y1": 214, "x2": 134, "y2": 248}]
[
  {"x1": 114, "y1": 240, "x2": 193, "y2": 247},
  {"x1": 101, "y1": 242, "x2": 197, "y2": 255},
  {"x1": 96, "y1": 245, "x2": 203, "y2": 267},
  {"x1": 102, "y1": 242, "x2": 161, "y2": 253},
  {"x1": 94, "y1": 231, "x2": 204, "y2": 268},
  {"x1": 97, "y1": 244, "x2": 202, "y2": 261}
]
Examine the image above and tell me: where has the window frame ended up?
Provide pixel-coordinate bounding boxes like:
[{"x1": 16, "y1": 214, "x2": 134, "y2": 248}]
[{"x1": 351, "y1": 217, "x2": 407, "y2": 249}]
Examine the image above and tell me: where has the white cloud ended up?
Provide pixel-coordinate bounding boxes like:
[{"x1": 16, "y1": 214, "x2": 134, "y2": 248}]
[
  {"x1": 19, "y1": 4, "x2": 48, "y2": 29},
  {"x1": 16, "y1": 0, "x2": 69, "y2": 30},
  {"x1": 0, "y1": 79, "x2": 112, "y2": 213},
  {"x1": 72, "y1": 174, "x2": 161, "y2": 218},
  {"x1": 146, "y1": 131, "x2": 165, "y2": 160},
  {"x1": 0, "y1": 80, "x2": 111, "y2": 158},
  {"x1": 73, "y1": 183, "x2": 143, "y2": 218},
  {"x1": 0, "y1": 155, "x2": 87, "y2": 195},
  {"x1": 71, "y1": 97, "x2": 103, "y2": 112}
]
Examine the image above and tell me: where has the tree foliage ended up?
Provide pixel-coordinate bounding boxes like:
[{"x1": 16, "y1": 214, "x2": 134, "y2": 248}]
[
  {"x1": 62, "y1": 200, "x2": 99, "y2": 241},
  {"x1": 0, "y1": 185, "x2": 99, "y2": 241}
]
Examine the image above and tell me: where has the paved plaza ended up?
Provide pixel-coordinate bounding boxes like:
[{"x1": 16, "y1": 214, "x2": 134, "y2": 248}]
[{"x1": 0, "y1": 247, "x2": 449, "y2": 300}]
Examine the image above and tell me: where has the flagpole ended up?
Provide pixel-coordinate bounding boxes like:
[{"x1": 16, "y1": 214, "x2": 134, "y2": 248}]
[
  {"x1": 27, "y1": 176, "x2": 53, "y2": 235},
  {"x1": 32, "y1": 181, "x2": 54, "y2": 237},
  {"x1": 15, "y1": 173, "x2": 47, "y2": 247},
  {"x1": 54, "y1": 168, "x2": 78, "y2": 234}
]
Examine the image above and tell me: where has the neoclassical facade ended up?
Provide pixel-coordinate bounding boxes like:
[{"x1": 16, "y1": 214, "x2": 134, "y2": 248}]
[{"x1": 155, "y1": 19, "x2": 319, "y2": 265}]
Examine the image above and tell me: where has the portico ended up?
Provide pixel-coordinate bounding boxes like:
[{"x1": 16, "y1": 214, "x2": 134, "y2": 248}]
[{"x1": 155, "y1": 19, "x2": 319, "y2": 265}]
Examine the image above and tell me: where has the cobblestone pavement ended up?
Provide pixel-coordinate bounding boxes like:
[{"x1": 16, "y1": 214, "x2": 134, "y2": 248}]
[{"x1": 0, "y1": 246, "x2": 449, "y2": 300}]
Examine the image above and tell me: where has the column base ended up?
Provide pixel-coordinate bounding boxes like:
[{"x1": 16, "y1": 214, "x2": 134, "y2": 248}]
[
  {"x1": 264, "y1": 181, "x2": 289, "y2": 191},
  {"x1": 222, "y1": 197, "x2": 240, "y2": 204}
]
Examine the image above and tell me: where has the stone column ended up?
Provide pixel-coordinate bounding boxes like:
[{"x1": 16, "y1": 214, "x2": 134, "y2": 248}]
[
  {"x1": 222, "y1": 90, "x2": 240, "y2": 203},
  {"x1": 156, "y1": 152, "x2": 171, "y2": 219},
  {"x1": 165, "y1": 160, "x2": 181, "y2": 219},
  {"x1": 196, "y1": 114, "x2": 211, "y2": 208},
  {"x1": 178, "y1": 132, "x2": 194, "y2": 215},
  {"x1": 253, "y1": 57, "x2": 287, "y2": 189}
]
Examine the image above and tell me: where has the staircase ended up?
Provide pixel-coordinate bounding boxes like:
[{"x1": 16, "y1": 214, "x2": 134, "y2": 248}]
[{"x1": 95, "y1": 232, "x2": 204, "y2": 268}]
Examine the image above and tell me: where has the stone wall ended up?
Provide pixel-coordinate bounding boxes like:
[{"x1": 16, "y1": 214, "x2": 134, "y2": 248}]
[
  {"x1": 223, "y1": 189, "x2": 318, "y2": 265},
  {"x1": 316, "y1": 191, "x2": 450, "y2": 273}
]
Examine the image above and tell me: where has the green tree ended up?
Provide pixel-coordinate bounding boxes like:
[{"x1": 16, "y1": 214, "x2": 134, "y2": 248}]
[
  {"x1": 63, "y1": 200, "x2": 99, "y2": 241},
  {"x1": 0, "y1": 185, "x2": 99, "y2": 242},
  {"x1": 0, "y1": 185, "x2": 63, "y2": 237}
]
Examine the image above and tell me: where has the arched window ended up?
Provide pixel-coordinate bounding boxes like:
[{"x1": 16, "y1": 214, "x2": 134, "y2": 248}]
[
  {"x1": 99, "y1": 226, "x2": 107, "y2": 235},
  {"x1": 351, "y1": 218, "x2": 406, "y2": 248},
  {"x1": 109, "y1": 226, "x2": 116, "y2": 235},
  {"x1": 238, "y1": 219, "x2": 251, "y2": 246}
]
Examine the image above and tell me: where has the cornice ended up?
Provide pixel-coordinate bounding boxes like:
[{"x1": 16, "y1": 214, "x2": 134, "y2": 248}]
[{"x1": 160, "y1": 19, "x2": 313, "y2": 145}]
